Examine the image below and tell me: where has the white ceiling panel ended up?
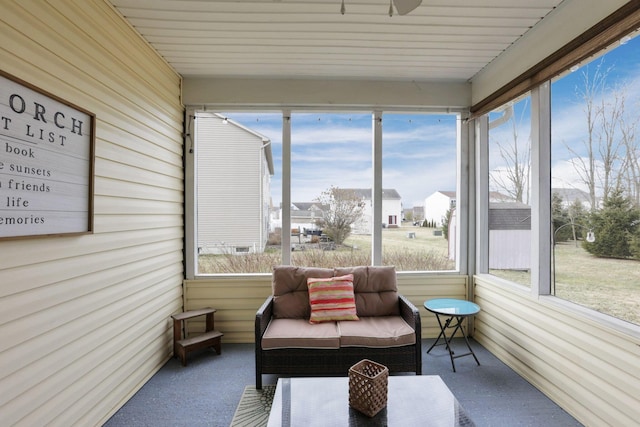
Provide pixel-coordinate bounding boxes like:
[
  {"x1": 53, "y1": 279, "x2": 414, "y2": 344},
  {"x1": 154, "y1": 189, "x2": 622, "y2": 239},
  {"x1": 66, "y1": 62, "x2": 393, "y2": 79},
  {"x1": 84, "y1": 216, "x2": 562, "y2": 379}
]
[{"x1": 110, "y1": 0, "x2": 565, "y2": 81}]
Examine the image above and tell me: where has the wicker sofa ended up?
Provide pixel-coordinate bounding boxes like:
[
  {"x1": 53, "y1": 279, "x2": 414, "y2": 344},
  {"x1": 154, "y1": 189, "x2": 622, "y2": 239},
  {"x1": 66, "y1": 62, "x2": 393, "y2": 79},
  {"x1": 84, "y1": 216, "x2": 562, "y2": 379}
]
[{"x1": 255, "y1": 265, "x2": 421, "y2": 389}]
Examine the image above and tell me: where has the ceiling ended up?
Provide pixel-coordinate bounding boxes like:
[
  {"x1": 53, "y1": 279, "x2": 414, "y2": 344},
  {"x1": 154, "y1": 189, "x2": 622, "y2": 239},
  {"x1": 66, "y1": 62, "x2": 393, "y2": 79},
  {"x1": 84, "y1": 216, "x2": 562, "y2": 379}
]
[{"x1": 110, "y1": 0, "x2": 565, "y2": 83}]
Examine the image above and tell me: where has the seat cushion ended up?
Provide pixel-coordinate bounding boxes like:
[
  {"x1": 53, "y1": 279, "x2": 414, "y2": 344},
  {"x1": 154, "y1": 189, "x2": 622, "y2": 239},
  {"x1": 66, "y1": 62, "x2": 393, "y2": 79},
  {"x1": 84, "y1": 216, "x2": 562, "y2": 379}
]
[
  {"x1": 262, "y1": 318, "x2": 340, "y2": 350},
  {"x1": 338, "y1": 316, "x2": 415, "y2": 348}
]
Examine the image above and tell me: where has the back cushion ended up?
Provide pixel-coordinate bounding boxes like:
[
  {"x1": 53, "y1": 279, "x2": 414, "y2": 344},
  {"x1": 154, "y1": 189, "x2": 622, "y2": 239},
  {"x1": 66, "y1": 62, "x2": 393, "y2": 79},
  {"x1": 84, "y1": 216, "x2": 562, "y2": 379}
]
[
  {"x1": 272, "y1": 265, "x2": 333, "y2": 318},
  {"x1": 333, "y1": 266, "x2": 399, "y2": 316}
]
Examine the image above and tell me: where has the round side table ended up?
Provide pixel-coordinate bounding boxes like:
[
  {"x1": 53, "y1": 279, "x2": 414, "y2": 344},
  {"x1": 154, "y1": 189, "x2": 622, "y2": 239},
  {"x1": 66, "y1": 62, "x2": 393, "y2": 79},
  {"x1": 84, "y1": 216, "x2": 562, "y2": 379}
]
[{"x1": 424, "y1": 298, "x2": 481, "y2": 372}]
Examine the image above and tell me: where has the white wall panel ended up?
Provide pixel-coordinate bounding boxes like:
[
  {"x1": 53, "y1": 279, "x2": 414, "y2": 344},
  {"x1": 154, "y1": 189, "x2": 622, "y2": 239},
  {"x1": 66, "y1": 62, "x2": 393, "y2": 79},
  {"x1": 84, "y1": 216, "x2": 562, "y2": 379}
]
[
  {"x1": 470, "y1": 0, "x2": 629, "y2": 104},
  {"x1": 0, "y1": 1, "x2": 184, "y2": 425},
  {"x1": 474, "y1": 275, "x2": 640, "y2": 426},
  {"x1": 183, "y1": 77, "x2": 471, "y2": 110},
  {"x1": 184, "y1": 273, "x2": 469, "y2": 343}
]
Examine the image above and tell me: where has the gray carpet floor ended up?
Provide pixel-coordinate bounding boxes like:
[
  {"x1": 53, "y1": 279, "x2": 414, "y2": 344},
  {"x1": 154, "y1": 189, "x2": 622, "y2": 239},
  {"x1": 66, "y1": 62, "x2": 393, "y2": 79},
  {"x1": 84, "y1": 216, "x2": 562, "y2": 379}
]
[{"x1": 104, "y1": 339, "x2": 583, "y2": 427}]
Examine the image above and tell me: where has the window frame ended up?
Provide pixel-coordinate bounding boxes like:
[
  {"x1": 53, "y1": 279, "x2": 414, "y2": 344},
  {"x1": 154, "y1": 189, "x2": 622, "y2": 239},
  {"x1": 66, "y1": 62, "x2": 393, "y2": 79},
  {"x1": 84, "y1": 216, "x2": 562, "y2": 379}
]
[
  {"x1": 184, "y1": 108, "x2": 467, "y2": 279},
  {"x1": 475, "y1": 35, "x2": 640, "y2": 330}
]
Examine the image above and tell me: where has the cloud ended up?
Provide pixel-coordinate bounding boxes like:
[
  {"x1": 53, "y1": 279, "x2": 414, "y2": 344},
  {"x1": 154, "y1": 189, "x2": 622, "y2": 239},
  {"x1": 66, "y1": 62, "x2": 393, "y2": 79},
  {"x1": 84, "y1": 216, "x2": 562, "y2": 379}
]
[{"x1": 246, "y1": 112, "x2": 459, "y2": 208}]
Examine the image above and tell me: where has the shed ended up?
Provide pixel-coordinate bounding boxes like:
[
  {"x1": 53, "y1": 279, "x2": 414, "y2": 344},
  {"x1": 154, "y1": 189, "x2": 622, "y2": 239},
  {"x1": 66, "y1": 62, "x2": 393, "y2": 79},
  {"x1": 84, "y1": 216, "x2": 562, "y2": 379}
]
[{"x1": 489, "y1": 202, "x2": 531, "y2": 270}]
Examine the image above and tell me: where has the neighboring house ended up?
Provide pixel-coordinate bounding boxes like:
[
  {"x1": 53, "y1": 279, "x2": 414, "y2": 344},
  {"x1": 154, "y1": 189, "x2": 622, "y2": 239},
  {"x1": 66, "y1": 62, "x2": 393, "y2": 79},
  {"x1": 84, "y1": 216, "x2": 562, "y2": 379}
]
[
  {"x1": 488, "y1": 202, "x2": 531, "y2": 270},
  {"x1": 196, "y1": 112, "x2": 274, "y2": 254},
  {"x1": 423, "y1": 191, "x2": 456, "y2": 226},
  {"x1": 403, "y1": 206, "x2": 424, "y2": 223},
  {"x1": 289, "y1": 202, "x2": 327, "y2": 233},
  {"x1": 283, "y1": 190, "x2": 402, "y2": 235},
  {"x1": 270, "y1": 204, "x2": 282, "y2": 230},
  {"x1": 348, "y1": 188, "x2": 403, "y2": 233}
]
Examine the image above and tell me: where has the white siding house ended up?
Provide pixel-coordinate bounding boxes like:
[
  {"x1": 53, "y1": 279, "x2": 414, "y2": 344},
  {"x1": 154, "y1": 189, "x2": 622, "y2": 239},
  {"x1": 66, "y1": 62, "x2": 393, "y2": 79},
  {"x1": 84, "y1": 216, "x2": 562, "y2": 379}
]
[
  {"x1": 350, "y1": 189, "x2": 402, "y2": 233},
  {"x1": 424, "y1": 191, "x2": 456, "y2": 226},
  {"x1": 196, "y1": 113, "x2": 274, "y2": 254}
]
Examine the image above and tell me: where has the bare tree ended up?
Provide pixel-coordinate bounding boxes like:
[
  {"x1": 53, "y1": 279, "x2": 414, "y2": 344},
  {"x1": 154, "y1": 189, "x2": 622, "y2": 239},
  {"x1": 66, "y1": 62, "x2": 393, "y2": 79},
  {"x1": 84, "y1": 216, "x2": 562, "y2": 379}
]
[
  {"x1": 596, "y1": 84, "x2": 624, "y2": 201},
  {"x1": 490, "y1": 102, "x2": 531, "y2": 203},
  {"x1": 314, "y1": 186, "x2": 364, "y2": 245},
  {"x1": 618, "y1": 101, "x2": 640, "y2": 206},
  {"x1": 567, "y1": 59, "x2": 629, "y2": 209}
]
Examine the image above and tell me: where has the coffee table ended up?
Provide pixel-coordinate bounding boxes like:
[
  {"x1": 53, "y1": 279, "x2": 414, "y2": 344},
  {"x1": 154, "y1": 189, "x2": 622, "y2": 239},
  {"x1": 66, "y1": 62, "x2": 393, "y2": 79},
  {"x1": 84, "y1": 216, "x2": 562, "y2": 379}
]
[{"x1": 267, "y1": 376, "x2": 475, "y2": 426}]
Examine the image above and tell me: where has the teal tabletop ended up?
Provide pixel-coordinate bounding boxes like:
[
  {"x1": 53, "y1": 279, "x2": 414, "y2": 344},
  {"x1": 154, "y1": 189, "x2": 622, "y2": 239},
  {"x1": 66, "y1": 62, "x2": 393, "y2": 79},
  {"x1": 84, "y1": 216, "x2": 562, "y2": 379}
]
[{"x1": 424, "y1": 298, "x2": 480, "y2": 316}]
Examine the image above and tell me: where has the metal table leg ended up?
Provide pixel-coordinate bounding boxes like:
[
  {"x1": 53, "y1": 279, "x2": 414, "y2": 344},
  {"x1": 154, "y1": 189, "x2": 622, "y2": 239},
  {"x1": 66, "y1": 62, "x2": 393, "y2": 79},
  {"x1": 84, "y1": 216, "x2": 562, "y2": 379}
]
[{"x1": 426, "y1": 313, "x2": 480, "y2": 372}]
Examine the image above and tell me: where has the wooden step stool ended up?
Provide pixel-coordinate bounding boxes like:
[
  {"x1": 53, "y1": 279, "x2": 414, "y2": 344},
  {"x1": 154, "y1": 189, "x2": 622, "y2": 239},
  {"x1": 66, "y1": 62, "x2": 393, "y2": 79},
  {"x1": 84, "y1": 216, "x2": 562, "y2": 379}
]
[{"x1": 172, "y1": 308, "x2": 223, "y2": 366}]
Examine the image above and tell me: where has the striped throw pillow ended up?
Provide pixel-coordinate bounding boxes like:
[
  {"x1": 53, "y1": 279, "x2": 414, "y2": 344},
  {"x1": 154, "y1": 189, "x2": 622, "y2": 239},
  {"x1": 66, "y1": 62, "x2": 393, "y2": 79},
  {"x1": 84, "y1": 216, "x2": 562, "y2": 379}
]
[{"x1": 307, "y1": 274, "x2": 359, "y2": 324}]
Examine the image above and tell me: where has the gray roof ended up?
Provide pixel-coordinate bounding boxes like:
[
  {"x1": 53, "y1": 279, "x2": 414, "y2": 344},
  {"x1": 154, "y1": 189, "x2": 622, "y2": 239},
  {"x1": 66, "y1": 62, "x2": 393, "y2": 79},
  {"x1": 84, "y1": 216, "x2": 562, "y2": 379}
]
[
  {"x1": 291, "y1": 202, "x2": 326, "y2": 212},
  {"x1": 489, "y1": 203, "x2": 531, "y2": 230},
  {"x1": 345, "y1": 188, "x2": 402, "y2": 200},
  {"x1": 438, "y1": 190, "x2": 456, "y2": 198}
]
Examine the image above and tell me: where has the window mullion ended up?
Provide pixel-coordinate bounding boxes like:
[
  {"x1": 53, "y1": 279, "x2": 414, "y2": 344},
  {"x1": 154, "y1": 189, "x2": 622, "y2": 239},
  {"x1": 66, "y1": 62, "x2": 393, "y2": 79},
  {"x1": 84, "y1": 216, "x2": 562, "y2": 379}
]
[
  {"x1": 282, "y1": 110, "x2": 292, "y2": 265},
  {"x1": 372, "y1": 111, "x2": 383, "y2": 266},
  {"x1": 475, "y1": 115, "x2": 489, "y2": 274},
  {"x1": 531, "y1": 83, "x2": 552, "y2": 296}
]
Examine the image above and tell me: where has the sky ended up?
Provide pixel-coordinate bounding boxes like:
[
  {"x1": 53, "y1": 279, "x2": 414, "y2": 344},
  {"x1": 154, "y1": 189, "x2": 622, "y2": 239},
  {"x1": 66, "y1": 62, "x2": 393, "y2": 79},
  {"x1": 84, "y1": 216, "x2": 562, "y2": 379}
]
[
  {"x1": 220, "y1": 31, "x2": 640, "y2": 209},
  {"x1": 221, "y1": 111, "x2": 458, "y2": 208},
  {"x1": 549, "y1": 32, "x2": 640, "y2": 194}
]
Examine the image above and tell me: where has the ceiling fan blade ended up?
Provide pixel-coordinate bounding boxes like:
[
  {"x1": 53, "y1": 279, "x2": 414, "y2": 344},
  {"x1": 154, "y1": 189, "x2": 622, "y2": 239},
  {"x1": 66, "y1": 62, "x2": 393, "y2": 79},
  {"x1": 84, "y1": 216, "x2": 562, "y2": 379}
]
[{"x1": 392, "y1": 0, "x2": 422, "y2": 15}]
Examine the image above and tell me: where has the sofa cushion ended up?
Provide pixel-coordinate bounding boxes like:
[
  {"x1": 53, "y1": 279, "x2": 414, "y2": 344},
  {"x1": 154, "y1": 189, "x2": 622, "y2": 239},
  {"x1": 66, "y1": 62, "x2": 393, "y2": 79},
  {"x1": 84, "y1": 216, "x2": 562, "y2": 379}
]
[
  {"x1": 261, "y1": 318, "x2": 340, "y2": 349},
  {"x1": 307, "y1": 274, "x2": 359, "y2": 324},
  {"x1": 338, "y1": 316, "x2": 415, "y2": 348},
  {"x1": 272, "y1": 265, "x2": 334, "y2": 318},
  {"x1": 334, "y1": 266, "x2": 399, "y2": 316}
]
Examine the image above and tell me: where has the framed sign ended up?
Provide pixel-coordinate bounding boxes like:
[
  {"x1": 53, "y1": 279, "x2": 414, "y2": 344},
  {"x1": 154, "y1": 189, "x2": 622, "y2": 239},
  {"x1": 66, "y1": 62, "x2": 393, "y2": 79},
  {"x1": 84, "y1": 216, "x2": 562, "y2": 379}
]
[{"x1": 0, "y1": 71, "x2": 95, "y2": 239}]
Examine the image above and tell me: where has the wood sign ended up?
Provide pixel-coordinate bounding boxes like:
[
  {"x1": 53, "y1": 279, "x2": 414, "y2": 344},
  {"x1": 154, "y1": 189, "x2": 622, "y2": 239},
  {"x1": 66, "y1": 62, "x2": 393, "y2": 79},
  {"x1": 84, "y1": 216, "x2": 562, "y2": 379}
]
[{"x1": 0, "y1": 71, "x2": 94, "y2": 239}]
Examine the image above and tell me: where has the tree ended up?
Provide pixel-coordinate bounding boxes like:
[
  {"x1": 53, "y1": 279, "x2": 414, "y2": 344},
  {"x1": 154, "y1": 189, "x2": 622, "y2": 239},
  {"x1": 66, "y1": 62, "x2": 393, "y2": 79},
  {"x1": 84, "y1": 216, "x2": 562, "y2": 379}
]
[
  {"x1": 618, "y1": 100, "x2": 640, "y2": 207},
  {"x1": 567, "y1": 199, "x2": 589, "y2": 245},
  {"x1": 405, "y1": 211, "x2": 414, "y2": 223},
  {"x1": 314, "y1": 186, "x2": 364, "y2": 245},
  {"x1": 552, "y1": 192, "x2": 572, "y2": 242},
  {"x1": 490, "y1": 103, "x2": 531, "y2": 204},
  {"x1": 552, "y1": 193, "x2": 590, "y2": 245},
  {"x1": 585, "y1": 189, "x2": 640, "y2": 259},
  {"x1": 567, "y1": 59, "x2": 634, "y2": 210},
  {"x1": 442, "y1": 207, "x2": 453, "y2": 241}
]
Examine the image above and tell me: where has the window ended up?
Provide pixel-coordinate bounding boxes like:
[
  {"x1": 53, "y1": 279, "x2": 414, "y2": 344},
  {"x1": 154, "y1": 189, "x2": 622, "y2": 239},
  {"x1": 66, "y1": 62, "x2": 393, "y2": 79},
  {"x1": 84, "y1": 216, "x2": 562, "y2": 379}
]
[
  {"x1": 550, "y1": 33, "x2": 640, "y2": 325},
  {"x1": 487, "y1": 95, "x2": 532, "y2": 286},
  {"x1": 478, "y1": 31, "x2": 640, "y2": 326},
  {"x1": 290, "y1": 112, "x2": 372, "y2": 266},
  {"x1": 193, "y1": 112, "x2": 282, "y2": 274},
  {"x1": 382, "y1": 113, "x2": 458, "y2": 271},
  {"x1": 188, "y1": 110, "x2": 462, "y2": 275}
]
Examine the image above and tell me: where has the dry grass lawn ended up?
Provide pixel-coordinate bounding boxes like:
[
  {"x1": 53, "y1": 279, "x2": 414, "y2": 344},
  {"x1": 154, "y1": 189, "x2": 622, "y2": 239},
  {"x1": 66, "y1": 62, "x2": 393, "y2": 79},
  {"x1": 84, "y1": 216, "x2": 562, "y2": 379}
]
[
  {"x1": 199, "y1": 226, "x2": 639, "y2": 325},
  {"x1": 492, "y1": 241, "x2": 640, "y2": 325}
]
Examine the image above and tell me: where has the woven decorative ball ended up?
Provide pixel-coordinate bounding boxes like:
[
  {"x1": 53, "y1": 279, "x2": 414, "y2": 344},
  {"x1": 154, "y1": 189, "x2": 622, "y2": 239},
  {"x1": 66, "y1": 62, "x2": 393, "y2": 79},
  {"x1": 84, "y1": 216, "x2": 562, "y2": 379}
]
[{"x1": 348, "y1": 359, "x2": 389, "y2": 417}]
